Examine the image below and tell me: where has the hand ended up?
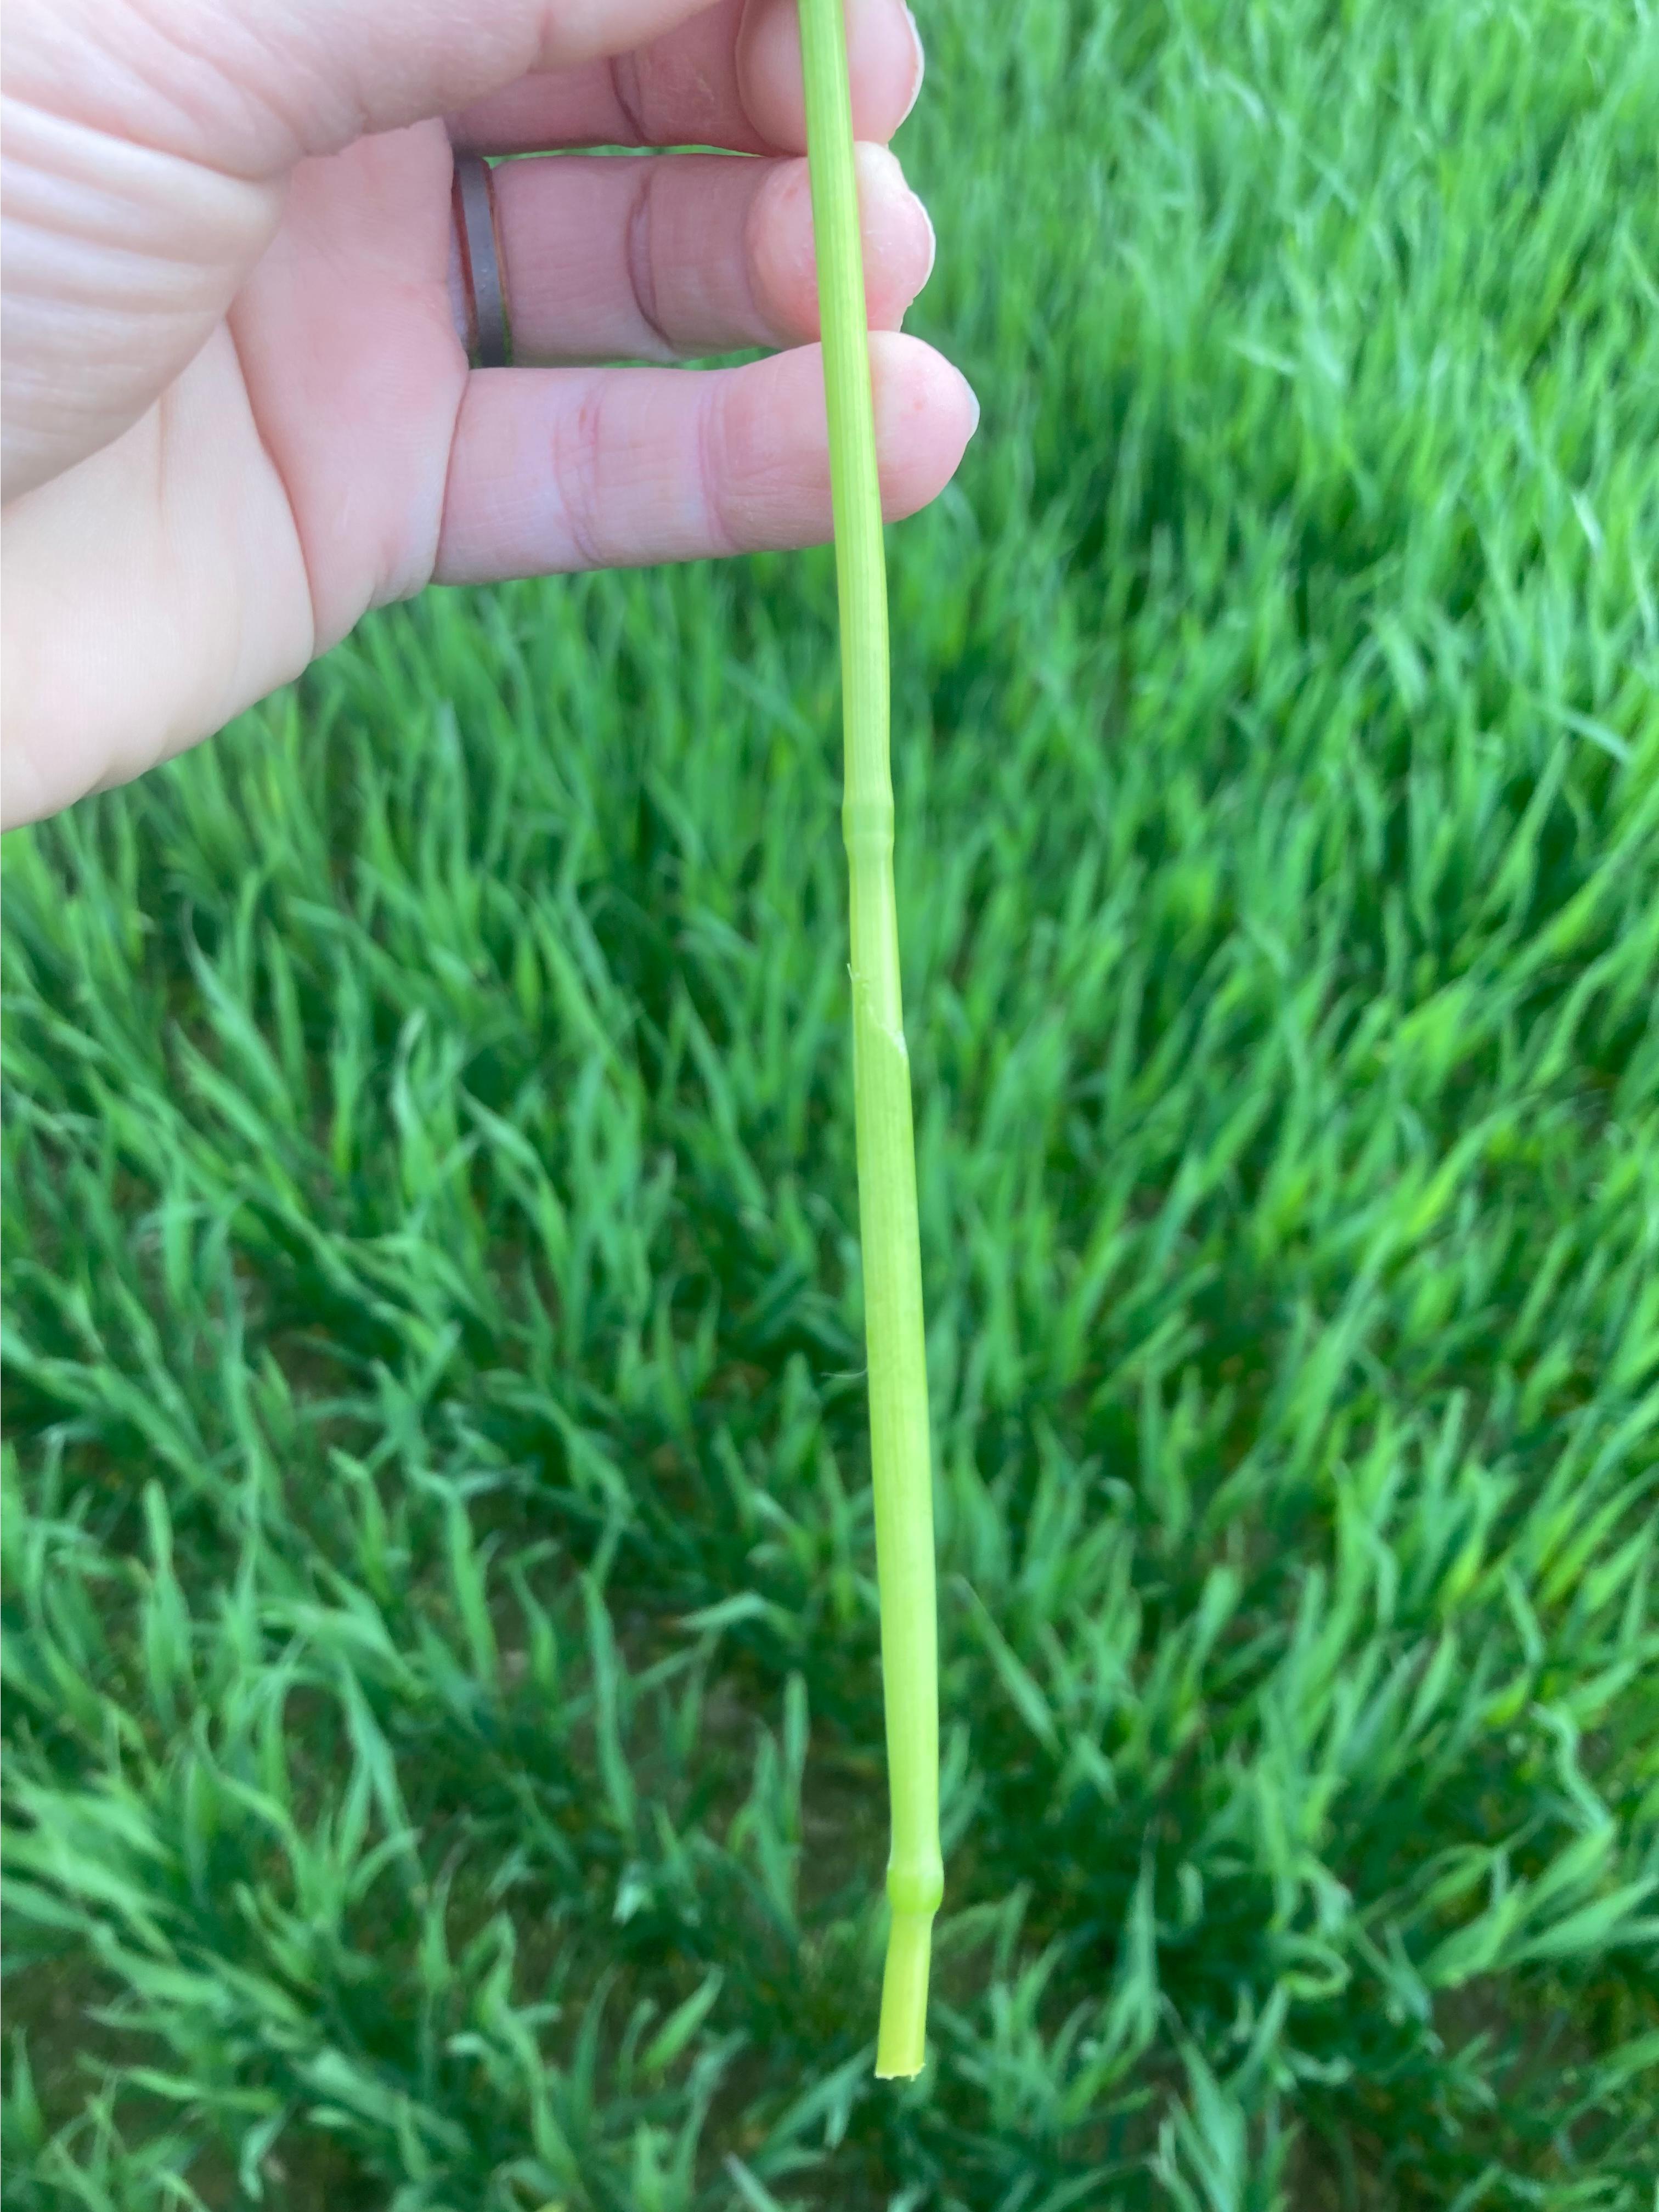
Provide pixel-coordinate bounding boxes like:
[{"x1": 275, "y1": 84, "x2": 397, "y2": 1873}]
[{"x1": 1, "y1": 0, "x2": 977, "y2": 827}]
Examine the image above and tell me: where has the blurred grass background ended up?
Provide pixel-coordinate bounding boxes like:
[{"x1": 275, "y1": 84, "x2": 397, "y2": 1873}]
[{"x1": 5, "y1": 0, "x2": 1659, "y2": 2204}]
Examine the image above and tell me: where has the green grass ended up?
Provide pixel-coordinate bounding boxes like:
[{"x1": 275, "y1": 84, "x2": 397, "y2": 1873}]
[{"x1": 4, "y1": 0, "x2": 1658, "y2": 2203}]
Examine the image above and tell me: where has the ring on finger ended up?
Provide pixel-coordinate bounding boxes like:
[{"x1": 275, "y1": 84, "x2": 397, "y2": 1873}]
[{"x1": 452, "y1": 154, "x2": 513, "y2": 370}]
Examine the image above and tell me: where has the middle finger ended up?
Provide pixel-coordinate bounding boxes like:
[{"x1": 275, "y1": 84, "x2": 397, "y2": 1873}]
[{"x1": 493, "y1": 143, "x2": 936, "y2": 363}]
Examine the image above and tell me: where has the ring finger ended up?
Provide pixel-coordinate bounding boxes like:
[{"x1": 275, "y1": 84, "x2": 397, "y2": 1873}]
[{"x1": 484, "y1": 144, "x2": 935, "y2": 364}]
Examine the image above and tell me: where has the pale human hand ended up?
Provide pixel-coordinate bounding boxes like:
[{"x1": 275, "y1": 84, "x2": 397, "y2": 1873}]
[{"x1": 1, "y1": 0, "x2": 977, "y2": 826}]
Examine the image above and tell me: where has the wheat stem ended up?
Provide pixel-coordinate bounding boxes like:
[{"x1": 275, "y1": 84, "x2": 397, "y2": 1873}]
[{"x1": 797, "y1": 0, "x2": 942, "y2": 2082}]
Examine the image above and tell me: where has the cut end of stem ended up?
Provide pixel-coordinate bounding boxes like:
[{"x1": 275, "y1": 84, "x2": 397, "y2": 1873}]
[{"x1": 874, "y1": 1910, "x2": 935, "y2": 2079}]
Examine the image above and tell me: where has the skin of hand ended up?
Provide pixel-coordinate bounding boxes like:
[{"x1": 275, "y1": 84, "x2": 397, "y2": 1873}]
[{"x1": 1, "y1": 0, "x2": 978, "y2": 828}]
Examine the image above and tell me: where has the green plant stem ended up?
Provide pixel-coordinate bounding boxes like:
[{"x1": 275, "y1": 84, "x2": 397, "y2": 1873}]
[{"x1": 797, "y1": 0, "x2": 942, "y2": 2083}]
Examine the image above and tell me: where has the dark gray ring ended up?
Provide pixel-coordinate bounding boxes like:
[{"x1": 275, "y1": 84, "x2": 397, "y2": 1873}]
[{"x1": 454, "y1": 154, "x2": 511, "y2": 369}]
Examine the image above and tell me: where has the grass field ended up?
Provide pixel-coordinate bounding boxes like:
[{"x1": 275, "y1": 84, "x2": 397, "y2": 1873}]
[{"x1": 5, "y1": 0, "x2": 1659, "y2": 2204}]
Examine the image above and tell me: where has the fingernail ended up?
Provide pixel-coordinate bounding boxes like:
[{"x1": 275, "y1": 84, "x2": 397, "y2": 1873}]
[
  {"x1": 856, "y1": 144, "x2": 934, "y2": 284},
  {"x1": 900, "y1": 5, "x2": 926, "y2": 125},
  {"x1": 958, "y1": 367, "x2": 980, "y2": 437}
]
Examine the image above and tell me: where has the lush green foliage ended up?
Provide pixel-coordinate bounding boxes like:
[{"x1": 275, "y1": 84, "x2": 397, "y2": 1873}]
[{"x1": 5, "y1": 0, "x2": 1658, "y2": 2203}]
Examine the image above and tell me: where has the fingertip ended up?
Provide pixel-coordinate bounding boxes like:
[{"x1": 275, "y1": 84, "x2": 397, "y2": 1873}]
[
  {"x1": 870, "y1": 332, "x2": 979, "y2": 519},
  {"x1": 853, "y1": 145, "x2": 935, "y2": 326},
  {"x1": 899, "y1": 5, "x2": 926, "y2": 127},
  {"x1": 740, "y1": 0, "x2": 930, "y2": 150},
  {"x1": 748, "y1": 146, "x2": 937, "y2": 343}
]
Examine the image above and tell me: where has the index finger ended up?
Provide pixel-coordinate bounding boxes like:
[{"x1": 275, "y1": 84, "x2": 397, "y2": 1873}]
[
  {"x1": 5, "y1": 0, "x2": 764, "y2": 175},
  {"x1": 447, "y1": 0, "x2": 924, "y2": 159}
]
